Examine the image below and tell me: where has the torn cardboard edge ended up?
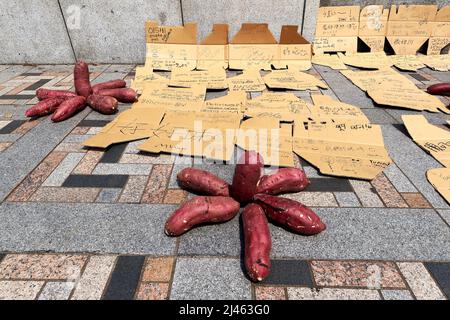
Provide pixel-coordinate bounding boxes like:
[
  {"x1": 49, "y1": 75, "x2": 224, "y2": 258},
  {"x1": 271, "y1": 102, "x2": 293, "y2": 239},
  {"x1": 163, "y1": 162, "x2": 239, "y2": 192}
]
[
  {"x1": 263, "y1": 69, "x2": 328, "y2": 91},
  {"x1": 427, "y1": 168, "x2": 450, "y2": 204}
]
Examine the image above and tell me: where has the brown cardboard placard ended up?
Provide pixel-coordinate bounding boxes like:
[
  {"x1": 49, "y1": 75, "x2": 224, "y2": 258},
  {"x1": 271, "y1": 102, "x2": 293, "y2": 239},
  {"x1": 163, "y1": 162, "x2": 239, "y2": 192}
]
[
  {"x1": 245, "y1": 92, "x2": 312, "y2": 122},
  {"x1": 428, "y1": 6, "x2": 450, "y2": 55},
  {"x1": 359, "y1": 5, "x2": 389, "y2": 52},
  {"x1": 402, "y1": 115, "x2": 450, "y2": 167},
  {"x1": 134, "y1": 83, "x2": 206, "y2": 112},
  {"x1": 293, "y1": 121, "x2": 392, "y2": 180},
  {"x1": 338, "y1": 52, "x2": 392, "y2": 69},
  {"x1": 386, "y1": 5, "x2": 437, "y2": 55},
  {"x1": 427, "y1": 168, "x2": 450, "y2": 204},
  {"x1": 227, "y1": 69, "x2": 266, "y2": 92},
  {"x1": 263, "y1": 69, "x2": 328, "y2": 91},
  {"x1": 389, "y1": 55, "x2": 427, "y2": 71},
  {"x1": 309, "y1": 94, "x2": 369, "y2": 123},
  {"x1": 138, "y1": 111, "x2": 242, "y2": 161},
  {"x1": 146, "y1": 21, "x2": 198, "y2": 71},
  {"x1": 236, "y1": 117, "x2": 294, "y2": 167},
  {"x1": 420, "y1": 54, "x2": 450, "y2": 71},
  {"x1": 197, "y1": 24, "x2": 229, "y2": 70},
  {"x1": 229, "y1": 23, "x2": 278, "y2": 70},
  {"x1": 169, "y1": 68, "x2": 228, "y2": 89},
  {"x1": 83, "y1": 108, "x2": 166, "y2": 149},
  {"x1": 274, "y1": 25, "x2": 312, "y2": 70},
  {"x1": 200, "y1": 91, "x2": 247, "y2": 115},
  {"x1": 312, "y1": 54, "x2": 347, "y2": 70},
  {"x1": 313, "y1": 6, "x2": 360, "y2": 54},
  {"x1": 131, "y1": 66, "x2": 169, "y2": 93}
]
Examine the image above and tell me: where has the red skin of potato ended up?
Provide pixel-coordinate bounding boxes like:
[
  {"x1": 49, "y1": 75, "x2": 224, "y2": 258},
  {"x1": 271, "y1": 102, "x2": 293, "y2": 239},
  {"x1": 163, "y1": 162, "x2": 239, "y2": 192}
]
[
  {"x1": 231, "y1": 151, "x2": 264, "y2": 204},
  {"x1": 165, "y1": 196, "x2": 240, "y2": 236},
  {"x1": 25, "y1": 97, "x2": 66, "y2": 118},
  {"x1": 427, "y1": 83, "x2": 450, "y2": 96},
  {"x1": 51, "y1": 96, "x2": 87, "y2": 122},
  {"x1": 177, "y1": 168, "x2": 230, "y2": 197},
  {"x1": 87, "y1": 95, "x2": 119, "y2": 115},
  {"x1": 97, "y1": 88, "x2": 137, "y2": 103},
  {"x1": 254, "y1": 194, "x2": 326, "y2": 236},
  {"x1": 36, "y1": 88, "x2": 77, "y2": 101},
  {"x1": 256, "y1": 168, "x2": 310, "y2": 195},
  {"x1": 92, "y1": 80, "x2": 126, "y2": 94},
  {"x1": 74, "y1": 61, "x2": 92, "y2": 98},
  {"x1": 243, "y1": 203, "x2": 272, "y2": 282}
]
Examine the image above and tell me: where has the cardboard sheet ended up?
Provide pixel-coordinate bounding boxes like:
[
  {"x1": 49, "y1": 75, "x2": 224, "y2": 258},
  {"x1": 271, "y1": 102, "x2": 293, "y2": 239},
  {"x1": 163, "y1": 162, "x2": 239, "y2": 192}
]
[
  {"x1": 131, "y1": 66, "x2": 169, "y2": 93},
  {"x1": 236, "y1": 117, "x2": 294, "y2": 167},
  {"x1": 313, "y1": 6, "x2": 360, "y2": 54},
  {"x1": 389, "y1": 55, "x2": 427, "y2": 71},
  {"x1": 197, "y1": 24, "x2": 229, "y2": 70},
  {"x1": 229, "y1": 23, "x2": 278, "y2": 70},
  {"x1": 245, "y1": 92, "x2": 312, "y2": 121},
  {"x1": 200, "y1": 91, "x2": 247, "y2": 115},
  {"x1": 263, "y1": 70, "x2": 328, "y2": 91},
  {"x1": 402, "y1": 115, "x2": 450, "y2": 167},
  {"x1": 146, "y1": 21, "x2": 198, "y2": 71},
  {"x1": 428, "y1": 6, "x2": 450, "y2": 55},
  {"x1": 359, "y1": 5, "x2": 389, "y2": 52},
  {"x1": 83, "y1": 108, "x2": 166, "y2": 149},
  {"x1": 420, "y1": 54, "x2": 450, "y2": 71},
  {"x1": 427, "y1": 168, "x2": 450, "y2": 203},
  {"x1": 227, "y1": 70, "x2": 266, "y2": 92},
  {"x1": 274, "y1": 25, "x2": 312, "y2": 70},
  {"x1": 386, "y1": 5, "x2": 437, "y2": 55},
  {"x1": 138, "y1": 111, "x2": 242, "y2": 161},
  {"x1": 134, "y1": 84, "x2": 206, "y2": 112},
  {"x1": 341, "y1": 68, "x2": 448, "y2": 113},
  {"x1": 312, "y1": 54, "x2": 347, "y2": 70},
  {"x1": 338, "y1": 52, "x2": 392, "y2": 69},
  {"x1": 309, "y1": 94, "x2": 369, "y2": 123},
  {"x1": 169, "y1": 68, "x2": 228, "y2": 89},
  {"x1": 293, "y1": 121, "x2": 392, "y2": 180}
]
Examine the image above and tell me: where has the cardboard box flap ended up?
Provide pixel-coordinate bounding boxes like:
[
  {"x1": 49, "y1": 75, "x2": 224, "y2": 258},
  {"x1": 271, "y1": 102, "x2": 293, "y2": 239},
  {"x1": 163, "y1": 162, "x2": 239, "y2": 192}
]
[
  {"x1": 146, "y1": 21, "x2": 197, "y2": 44},
  {"x1": 231, "y1": 23, "x2": 277, "y2": 44},
  {"x1": 201, "y1": 24, "x2": 229, "y2": 44},
  {"x1": 317, "y1": 6, "x2": 360, "y2": 22},
  {"x1": 360, "y1": 5, "x2": 389, "y2": 21},
  {"x1": 435, "y1": 6, "x2": 450, "y2": 21},
  {"x1": 280, "y1": 25, "x2": 309, "y2": 44},
  {"x1": 388, "y1": 5, "x2": 437, "y2": 22}
]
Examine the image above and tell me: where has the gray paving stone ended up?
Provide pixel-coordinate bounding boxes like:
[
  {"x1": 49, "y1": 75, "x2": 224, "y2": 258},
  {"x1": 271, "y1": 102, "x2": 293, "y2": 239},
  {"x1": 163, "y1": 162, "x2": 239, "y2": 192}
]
[
  {"x1": 63, "y1": 134, "x2": 90, "y2": 144},
  {"x1": 91, "y1": 72, "x2": 129, "y2": 85},
  {"x1": 383, "y1": 164, "x2": 418, "y2": 193},
  {"x1": 381, "y1": 290, "x2": 414, "y2": 301},
  {"x1": 361, "y1": 109, "x2": 397, "y2": 124},
  {"x1": 386, "y1": 109, "x2": 450, "y2": 125},
  {"x1": 382, "y1": 125, "x2": 449, "y2": 209},
  {"x1": 0, "y1": 65, "x2": 35, "y2": 85},
  {"x1": 178, "y1": 215, "x2": 241, "y2": 256},
  {"x1": 314, "y1": 65, "x2": 375, "y2": 108},
  {"x1": 43, "y1": 153, "x2": 85, "y2": 187},
  {"x1": 422, "y1": 68, "x2": 450, "y2": 83},
  {"x1": 303, "y1": 165, "x2": 325, "y2": 178},
  {"x1": 193, "y1": 163, "x2": 236, "y2": 184},
  {"x1": 438, "y1": 210, "x2": 450, "y2": 226},
  {"x1": 0, "y1": 105, "x2": 31, "y2": 120},
  {"x1": 334, "y1": 192, "x2": 361, "y2": 207},
  {"x1": 38, "y1": 282, "x2": 75, "y2": 300},
  {"x1": 95, "y1": 188, "x2": 122, "y2": 203},
  {"x1": 171, "y1": 257, "x2": 251, "y2": 300},
  {"x1": 0, "y1": 108, "x2": 90, "y2": 202},
  {"x1": 0, "y1": 203, "x2": 177, "y2": 255},
  {"x1": 0, "y1": 134, "x2": 21, "y2": 143},
  {"x1": 92, "y1": 163, "x2": 153, "y2": 176},
  {"x1": 349, "y1": 180, "x2": 384, "y2": 207},
  {"x1": 270, "y1": 207, "x2": 450, "y2": 261}
]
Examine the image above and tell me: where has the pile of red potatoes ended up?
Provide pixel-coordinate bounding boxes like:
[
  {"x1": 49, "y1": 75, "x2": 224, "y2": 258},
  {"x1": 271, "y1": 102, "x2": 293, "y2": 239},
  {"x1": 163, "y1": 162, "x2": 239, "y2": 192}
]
[
  {"x1": 166, "y1": 151, "x2": 327, "y2": 282},
  {"x1": 25, "y1": 62, "x2": 138, "y2": 122}
]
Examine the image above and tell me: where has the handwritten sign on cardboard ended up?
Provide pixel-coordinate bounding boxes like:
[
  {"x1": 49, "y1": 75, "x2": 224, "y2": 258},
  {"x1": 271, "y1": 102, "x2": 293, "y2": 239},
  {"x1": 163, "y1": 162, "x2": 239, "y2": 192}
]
[
  {"x1": 263, "y1": 70, "x2": 328, "y2": 91},
  {"x1": 169, "y1": 68, "x2": 228, "y2": 89}
]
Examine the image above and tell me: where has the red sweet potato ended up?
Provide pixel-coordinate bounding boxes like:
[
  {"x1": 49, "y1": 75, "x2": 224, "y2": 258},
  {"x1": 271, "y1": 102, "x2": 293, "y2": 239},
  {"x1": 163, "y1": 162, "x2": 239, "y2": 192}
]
[
  {"x1": 427, "y1": 83, "x2": 450, "y2": 96},
  {"x1": 254, "y1": 194, "x2": 326, "y2": 236},
  {"x1": 74, "y1": 61, "x2": 92, "y2": 98},
  {"x1": 177, "y1": 168, "x2": 230, "y2": 197},
  {"x1": 36, "y1": 88, "x2": 77, "y2": 101},
  {"x1": 51, "y1": 96, "x2": 87, "y2": 122},
  {"x1": 165, "y1": 196, "x2": 240, "y2": 236},
  {"x1": 97, "y1": 88, "x2": 137, "y2": 103},
  {"x1": 243, "y1": 203, "x2": 272, "y2": 282},
  {"x1": 25, "y1": 97, "x2": 66, "y2": 118},
  {"x1": 231, "y1": 151, "x2": 264, "y2": 204},
  {"x1": 87, "y1": 95, "x2": 119, "y2": 115},
  {"x1": 256, "y1": 168, "x2": 310, "y2": 195},
  {"x1": 92, "y1": 80, "x2": 126, "y2": 94}
]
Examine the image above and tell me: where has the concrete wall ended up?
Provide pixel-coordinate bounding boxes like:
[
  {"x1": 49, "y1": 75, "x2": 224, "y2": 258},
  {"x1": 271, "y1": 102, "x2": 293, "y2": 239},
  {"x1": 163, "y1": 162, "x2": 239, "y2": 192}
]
[{"x1": 1, "y1": 0, "x2": 449, "y2": 64}]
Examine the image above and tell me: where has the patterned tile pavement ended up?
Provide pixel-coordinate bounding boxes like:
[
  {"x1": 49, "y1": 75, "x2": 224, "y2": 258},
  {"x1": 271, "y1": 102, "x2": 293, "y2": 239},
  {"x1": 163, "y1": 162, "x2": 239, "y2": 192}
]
[{"x1": 0, "y1": 64, "x2": 448, "y2": 300}]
